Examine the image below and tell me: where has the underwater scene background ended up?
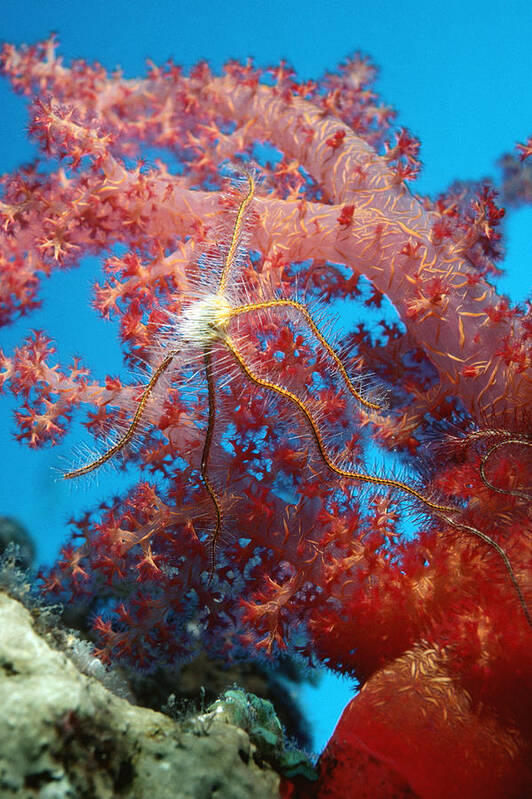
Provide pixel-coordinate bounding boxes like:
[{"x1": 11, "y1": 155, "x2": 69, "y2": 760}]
[{"x1": 0, "y1": 0, "x2": 531, "y2": 776}]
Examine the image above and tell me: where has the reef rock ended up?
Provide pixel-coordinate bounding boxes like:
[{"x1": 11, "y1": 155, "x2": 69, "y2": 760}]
[{"x1": 0, "y1": 591, "x2": 280, "y2": 798}]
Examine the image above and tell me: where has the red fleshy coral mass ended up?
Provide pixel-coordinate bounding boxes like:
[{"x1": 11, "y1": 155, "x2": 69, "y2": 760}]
[{"x1": 1, "y1": 37, "x2": 531, "y2": 798}]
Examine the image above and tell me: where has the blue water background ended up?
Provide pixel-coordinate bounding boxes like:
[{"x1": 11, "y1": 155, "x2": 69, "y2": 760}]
[{"x1": 1, "y1": 0, "x2": 531, "y2": 752}]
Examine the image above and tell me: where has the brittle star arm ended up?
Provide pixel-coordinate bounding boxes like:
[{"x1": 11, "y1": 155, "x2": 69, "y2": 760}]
[
  {"x1": 480, "y1": 437, "x2": 532, "y2": 500},
  {"x1": 217, "y1": 170, "x2": 256, "y2": 294},
  {"x1": 437, "y1": 515, "x2": 532, "y2": 629},
  {"x1": 201, "y1": 347, "x2": 223, "y2": 583},
  {"x1": 223, "y1": 335, "x2": 532, "y2": 629},
  {"x1": 229, "y1": 298, "x2": 382, "y2": 410},
  {"x1": 63, "y1": 349, "x2": 180, "y2": 479},
  {"x1": 223, "y1": 335, "x2": 453, "y2": 511}
]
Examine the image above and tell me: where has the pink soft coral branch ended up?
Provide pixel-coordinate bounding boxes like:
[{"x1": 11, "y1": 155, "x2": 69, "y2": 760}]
[{"x1": 4, "y1": 34, "x2": 527, "y2": 416}]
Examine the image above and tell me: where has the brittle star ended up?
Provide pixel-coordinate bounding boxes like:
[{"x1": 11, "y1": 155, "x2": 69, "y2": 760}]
[{"x1": 63, "y1": 170, "x2": 531, "y2": 628}]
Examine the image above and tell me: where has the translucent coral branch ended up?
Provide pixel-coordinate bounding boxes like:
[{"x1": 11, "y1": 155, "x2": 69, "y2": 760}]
[
  {"x1": 197, "y1": 78, "x2": 531, "y2": 422},
  {"x1": 247, "y1": 194, "x2": 530, "y2": 423}
]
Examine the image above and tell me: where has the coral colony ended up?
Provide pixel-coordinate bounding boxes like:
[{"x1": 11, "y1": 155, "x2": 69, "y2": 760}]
[{"x1": 0, "y1": 37, "x2": 531, "y2": 798}]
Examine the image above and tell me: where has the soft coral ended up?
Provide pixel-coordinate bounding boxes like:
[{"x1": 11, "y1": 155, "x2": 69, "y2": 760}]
[{"x1": 1, "y1": 38, "x2": 531, "y2": 798}]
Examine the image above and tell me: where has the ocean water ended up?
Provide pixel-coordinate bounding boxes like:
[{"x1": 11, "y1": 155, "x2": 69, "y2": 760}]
[{"x1": 0, "y1": 0, "x2": 531, "y2": 753}]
